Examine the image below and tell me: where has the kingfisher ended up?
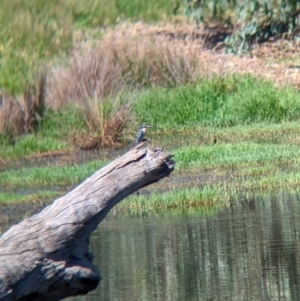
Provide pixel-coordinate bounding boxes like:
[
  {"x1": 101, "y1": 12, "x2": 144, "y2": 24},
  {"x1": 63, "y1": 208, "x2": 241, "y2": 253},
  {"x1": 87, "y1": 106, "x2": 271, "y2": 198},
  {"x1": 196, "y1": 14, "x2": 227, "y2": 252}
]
[{"x1": 136, "y1": 124, "x2": 152, "y2": 145}]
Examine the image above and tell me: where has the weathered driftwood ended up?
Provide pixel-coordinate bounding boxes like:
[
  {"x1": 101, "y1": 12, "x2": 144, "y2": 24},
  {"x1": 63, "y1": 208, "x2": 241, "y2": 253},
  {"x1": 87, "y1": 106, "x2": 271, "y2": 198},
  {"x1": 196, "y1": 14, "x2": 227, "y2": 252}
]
[{"x1": 0, "y1": 144, "x2": 175, "y2": 301}]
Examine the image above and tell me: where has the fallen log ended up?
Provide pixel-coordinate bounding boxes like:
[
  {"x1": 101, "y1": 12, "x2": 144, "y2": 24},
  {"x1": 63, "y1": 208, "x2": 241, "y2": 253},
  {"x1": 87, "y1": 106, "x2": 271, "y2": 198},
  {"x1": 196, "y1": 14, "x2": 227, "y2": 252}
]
[{"x1": 0, "y1": 144, "x2": 175, "y2": 301}]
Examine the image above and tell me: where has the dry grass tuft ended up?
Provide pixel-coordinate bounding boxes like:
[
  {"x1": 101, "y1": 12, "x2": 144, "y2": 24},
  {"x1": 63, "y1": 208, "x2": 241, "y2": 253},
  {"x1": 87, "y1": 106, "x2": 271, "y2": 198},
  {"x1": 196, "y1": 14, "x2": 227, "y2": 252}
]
[
  {"x1": 0, "y1": 74, "x2": 46, "y2": 139},
  {"x1": 73, "y1": 97, "x2": 132, "y2": 149},
  {"x1": 45, "y1": 23, "x2": 203, "y2": 149},
  {"x1": 46, "y1": 23, "x2": 202, "y2": 108},
  {"x1": 47, "y1": 38, "x2": 126, "y2": 109},
  {"x1": 0, "y1": 97, "x2": 24, "y2": 139}
]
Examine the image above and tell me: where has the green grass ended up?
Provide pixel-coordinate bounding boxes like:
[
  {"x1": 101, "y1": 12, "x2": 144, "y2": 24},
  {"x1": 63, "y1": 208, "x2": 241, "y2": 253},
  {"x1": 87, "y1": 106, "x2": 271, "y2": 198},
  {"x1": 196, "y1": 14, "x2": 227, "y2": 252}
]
[
  {"x1": 5, "y1": 132, "x2": 300, "y2": 190},
  {"x1": 0, "y1": 0, "x2": 173, "y2": 95},
  {"x1": 233, "y1": 171, "x2": 300, "y2": 191},
  {"x1": 0, "y1": 106, "x2": 87, "y2": 160},
  {"x1": 2, "y1": 134, "x2": 300, "y2": 208},
  {"x1": 116, "y1": 186, "x2": 230, "y2": 215},
  {"x1": 42, "y1": 107, "x2": 87, "y2": 139},
  {"x1": 0, "y1": 135, "x2": 70, "y2": 160},
  {"x1": 0, "y1": 191, "x2": 62, "y2": 204},
  {"x1": 170, "y1": 141, "x2": 300, "y2": 192},
  {"x1": 133, "y1": 75, "x2": 300, "y2": 128},
  {"x1": 146, "y1": 120, "x2": 300, "y2": 151},
  {"x1": 71, "y1": 0, "x2": 173, "y2": 28},
  {"x1": 0, "y1": 159, "x2": 108, "y2": 189},
  {"x1": 174, "y1": 142, "x2": 300, "y2": 171}
]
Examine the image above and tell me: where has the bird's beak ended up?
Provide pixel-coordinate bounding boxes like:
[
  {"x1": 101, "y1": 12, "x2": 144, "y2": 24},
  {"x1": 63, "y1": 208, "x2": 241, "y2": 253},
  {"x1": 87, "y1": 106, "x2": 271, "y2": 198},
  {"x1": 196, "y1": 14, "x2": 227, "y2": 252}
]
[{"x1": 146, "y1": 126, "x2": 152, "y2": 128}]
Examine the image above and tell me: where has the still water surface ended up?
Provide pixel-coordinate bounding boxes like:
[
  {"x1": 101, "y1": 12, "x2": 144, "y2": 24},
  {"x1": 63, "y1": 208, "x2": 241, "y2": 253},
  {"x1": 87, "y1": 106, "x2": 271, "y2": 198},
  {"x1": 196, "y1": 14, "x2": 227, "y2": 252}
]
[
  {"x1": 2, "y1": 192, "x2": 300, "y2": 301},
  {"x1": 65, "y1": 192, "x2": 300, "y2": 301}
]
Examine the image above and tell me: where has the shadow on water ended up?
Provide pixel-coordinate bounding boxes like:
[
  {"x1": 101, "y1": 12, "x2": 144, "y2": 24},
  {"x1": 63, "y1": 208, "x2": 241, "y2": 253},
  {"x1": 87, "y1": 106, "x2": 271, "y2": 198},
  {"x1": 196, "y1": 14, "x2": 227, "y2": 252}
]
[{"x1": 64, "y1": 191, "x2": 300, "y2": 301}]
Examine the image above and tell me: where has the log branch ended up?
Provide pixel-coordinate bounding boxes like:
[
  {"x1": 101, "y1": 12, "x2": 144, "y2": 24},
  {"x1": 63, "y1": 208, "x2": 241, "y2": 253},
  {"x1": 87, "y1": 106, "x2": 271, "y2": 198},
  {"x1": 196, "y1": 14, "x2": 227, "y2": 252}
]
[{"x1": 0, "y1": 144, "x2": 175, "y2": 301}]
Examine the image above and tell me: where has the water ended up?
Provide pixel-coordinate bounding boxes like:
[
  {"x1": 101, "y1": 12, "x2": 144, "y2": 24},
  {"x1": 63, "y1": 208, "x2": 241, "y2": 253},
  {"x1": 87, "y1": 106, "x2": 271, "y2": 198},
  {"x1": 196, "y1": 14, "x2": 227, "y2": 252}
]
[
  {"x1": 65, "y1": 192, "x2": 300, "y2": 301},
  {"x1": 2, "y1": 192, "x2": 300, "y2": 301}
]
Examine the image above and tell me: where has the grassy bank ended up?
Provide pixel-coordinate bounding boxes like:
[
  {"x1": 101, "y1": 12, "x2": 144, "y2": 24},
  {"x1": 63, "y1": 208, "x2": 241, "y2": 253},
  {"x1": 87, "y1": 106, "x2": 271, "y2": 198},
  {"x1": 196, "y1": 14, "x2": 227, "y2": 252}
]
[
  {"x1": 2, "y1": 121, "x2": 300, "y2": 211},
  {"x1": 2, "y1": 74, "x2": 300, "y2": 160},
  {"x1": 115, "y1": 186, "x2": 231, "y2": 216},
  {"x1": 0, "y1": 159, "x2": 108, "y2": 189},
  {"x1": 1, "y1": 74, "x2": 300, "y2": 212},
  {"x1": 134, "y1": 75, "x2": 300, "y2": 128},
  {"x1": 3, "y1": 132, "x2": 300, "y2": 210},
  {"x1": 3, "y1": 139, "x2": 300, "y2": 190}
]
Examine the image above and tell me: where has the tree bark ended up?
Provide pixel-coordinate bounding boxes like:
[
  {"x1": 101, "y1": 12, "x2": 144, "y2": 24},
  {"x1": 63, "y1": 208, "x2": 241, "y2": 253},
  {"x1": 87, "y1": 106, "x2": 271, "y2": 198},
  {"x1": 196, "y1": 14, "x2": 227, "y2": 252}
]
[{"x1": 0, "y1": 144, "x2": 175, "y2": 301}]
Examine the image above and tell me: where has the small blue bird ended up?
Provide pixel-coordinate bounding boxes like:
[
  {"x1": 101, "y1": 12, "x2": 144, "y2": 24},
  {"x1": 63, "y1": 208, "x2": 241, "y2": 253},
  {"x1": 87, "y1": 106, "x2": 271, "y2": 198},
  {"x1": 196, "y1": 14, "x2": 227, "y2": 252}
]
[{"x1": 136, "y1": 124, "x2": 152, "y2": 145}]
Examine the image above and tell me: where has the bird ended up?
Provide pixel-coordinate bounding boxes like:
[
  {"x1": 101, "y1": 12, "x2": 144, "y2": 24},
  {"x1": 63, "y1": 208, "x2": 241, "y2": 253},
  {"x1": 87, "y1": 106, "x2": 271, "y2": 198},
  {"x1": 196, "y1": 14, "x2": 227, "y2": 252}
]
[{"x1": 136, "y1": 124, "x2": 152, "y2": 145}]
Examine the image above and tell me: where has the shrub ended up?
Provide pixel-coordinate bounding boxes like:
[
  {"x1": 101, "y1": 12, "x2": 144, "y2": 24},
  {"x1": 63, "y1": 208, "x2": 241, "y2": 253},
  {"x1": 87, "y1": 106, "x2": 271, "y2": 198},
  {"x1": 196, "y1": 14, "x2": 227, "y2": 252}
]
[{"x1": 183, "y1": 0, "x2": 300, "y2": 54}]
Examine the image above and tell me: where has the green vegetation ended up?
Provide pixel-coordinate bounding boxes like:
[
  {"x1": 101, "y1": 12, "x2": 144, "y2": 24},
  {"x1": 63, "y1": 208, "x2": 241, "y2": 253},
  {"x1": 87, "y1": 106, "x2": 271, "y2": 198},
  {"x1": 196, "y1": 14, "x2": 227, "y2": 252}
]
[
  {"x1": 42, "y1": 108, "x2": 87, "y2": 140},
  {"x1": 1, "y1": 74, "x2": 300, "y2": 211},
  {"x1": 134, "y1": 75, "x2": 300, "y2": 128},
  {"x1": 2, "y1": 74, "x2": 300, "y2": 160},
  {"x1": 174, "y1": 143, "x2": 300, "y2": 172},
  {"x1": 2, "y1": 0, "x2": 297, "y2": 96},
  {"x1": 0, "y1": 0, "x2": 173, "y2": 95},
  {"x1": 0, "y1": 107, "x2": 85, "y2": 160},
  {"x1": 4, "y1": 129, "x2": 300, "y2": 210},
  {"x1": 0, "y1": 159, "x2": 108, "y2": 189},
  {"x1": 1, "y1": 0, "x2": 300, "y2": 213},
  {"x1": 116, "y1": 186, "x2": 230, "y2": 215},
  {"x1": 0, "y1": 134, "x2": 69, "y2": 160},
  {"x1": 0, "y1": 191, "x2": 62, "y2": 204},
  {"x1": 172, "y1": 142, "x2": 300, "y2": 192},
  {"x1": 183, "y1": 0, "x2": 300, "y2": 54}
]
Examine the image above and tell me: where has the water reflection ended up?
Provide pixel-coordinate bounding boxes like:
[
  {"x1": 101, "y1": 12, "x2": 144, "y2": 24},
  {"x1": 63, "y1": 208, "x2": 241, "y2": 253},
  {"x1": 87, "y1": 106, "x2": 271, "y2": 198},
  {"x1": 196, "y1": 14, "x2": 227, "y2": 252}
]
[
  {"x1": 2, "y1": 192, "x2": 300, "y2": 300},
  {"x1": 63, "y1": 192, "x2": 300, "y2": 301}
]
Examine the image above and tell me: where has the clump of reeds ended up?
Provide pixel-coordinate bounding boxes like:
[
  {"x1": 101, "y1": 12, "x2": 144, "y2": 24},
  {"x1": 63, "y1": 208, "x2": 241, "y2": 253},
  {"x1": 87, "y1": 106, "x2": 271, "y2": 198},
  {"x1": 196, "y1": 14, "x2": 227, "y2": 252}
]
[
  {"x1": 73, "y1": 96, "x2": 132, "y2": 149},
  {"x1": 0, "y1": 74, "x2": 46, "y2": 140}
]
